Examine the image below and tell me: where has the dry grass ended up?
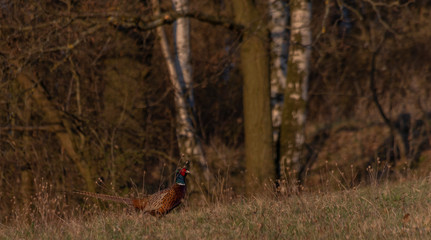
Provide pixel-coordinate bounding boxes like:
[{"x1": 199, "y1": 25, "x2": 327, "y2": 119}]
[{"x1": 2, "y1": 177, "x2": 431, "y2": 239}]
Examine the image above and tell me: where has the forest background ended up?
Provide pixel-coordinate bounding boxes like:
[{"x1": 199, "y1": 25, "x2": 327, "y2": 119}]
[{"x1": 1, "y1": 0, "x2": 431, "y2": 222}]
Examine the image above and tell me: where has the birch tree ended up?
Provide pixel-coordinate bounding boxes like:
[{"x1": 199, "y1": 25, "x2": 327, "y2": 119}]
[
  {"x1": 280, "y1": 0, "x2": 312, "y2": 178},
  {"x1": 268, "y1": 0, "x2": 289, "y2": 176},
  {"x1": 152, "y1": 0, "x2": 210, "y2": 184}
]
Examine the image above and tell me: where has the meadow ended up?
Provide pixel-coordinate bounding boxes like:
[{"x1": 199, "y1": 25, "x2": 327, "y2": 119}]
[{"x1": 2, "y1": 177, "x2": 431, "y2": 239}]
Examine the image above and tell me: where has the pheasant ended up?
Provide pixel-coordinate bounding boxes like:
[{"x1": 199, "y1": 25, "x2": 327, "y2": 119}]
[{"x1": 74, "y1": 167, "x2": 190, "y2": 216}]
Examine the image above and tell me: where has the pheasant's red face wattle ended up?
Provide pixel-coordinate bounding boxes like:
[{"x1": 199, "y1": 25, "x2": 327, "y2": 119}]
[{"x1": 179, "y1": 168, "x2": 187, "y2": 176}]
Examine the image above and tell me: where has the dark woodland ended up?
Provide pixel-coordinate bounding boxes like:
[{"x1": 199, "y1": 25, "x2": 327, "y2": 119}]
[{"x1": 1, "y1": 0, "x2": 431, "y2": 222}]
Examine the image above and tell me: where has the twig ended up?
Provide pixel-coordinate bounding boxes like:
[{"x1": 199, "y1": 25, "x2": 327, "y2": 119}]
[
  {"x1": 337, "y1": 0, "x2": 364, "y2": 21},
  {"x1": 32, "y1": 24, "x2": 104, "y2": 54},
  {"x1": 0, "y1": 125, "x2": 58, "y2": 132},
  {"x1": 363, "y1": 0, "x2": 398, "y2": 36},
  {"x1": 108, "y1": 10, "x2": 243, "y2": 32},
  {"x1": 369, "y1": 34, "x2": 391, "y2": 128}
]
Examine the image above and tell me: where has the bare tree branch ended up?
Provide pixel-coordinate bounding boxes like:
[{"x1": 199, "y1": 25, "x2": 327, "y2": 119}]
[
  {"x1": 369, "y1": 34, "x2": 391, "y2": 128},
  {"x1": 363, "y1": 0, "x2": 398, "y2": 35},
  {"x1": 0, "y1": 19, "x2": 71, "y2": 31},
  {"x1": 30, "y1": 24, "x2": 105, "y2": 55},
  {"x1": 108, "y1": 10, "x2": 244, "y2": 31},
  {"x1": 0, "y1": 125, "x2": 59, "y2": 132},
  {"x1": 337, "y1": 0, "x2": 364, "y2": 21}
]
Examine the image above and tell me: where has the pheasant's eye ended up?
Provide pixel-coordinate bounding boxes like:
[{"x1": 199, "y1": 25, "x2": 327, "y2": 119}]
[{"x1": 180, "y1": 168, "x2": 187, "y2": 176}]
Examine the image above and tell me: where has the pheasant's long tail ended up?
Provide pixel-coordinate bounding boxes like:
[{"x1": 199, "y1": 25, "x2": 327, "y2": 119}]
[{"x1": 73, "y1": 191, "x2": 134, "y2": 206}]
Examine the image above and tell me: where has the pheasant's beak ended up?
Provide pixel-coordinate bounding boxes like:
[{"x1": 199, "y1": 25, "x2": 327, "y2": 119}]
[{"x1": 186, "y1": 170, "x2": 191, "y2": 174}]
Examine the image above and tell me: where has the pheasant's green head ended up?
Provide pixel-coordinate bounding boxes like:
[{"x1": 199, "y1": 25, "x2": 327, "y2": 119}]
[{"x1": 175, "y1": 167, "x2": 190, "y2": 185}]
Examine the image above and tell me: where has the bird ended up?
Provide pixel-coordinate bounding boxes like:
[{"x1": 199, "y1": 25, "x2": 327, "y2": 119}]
[{"x1": 74, "y1": 165, "x2": 190, "y2": 216}]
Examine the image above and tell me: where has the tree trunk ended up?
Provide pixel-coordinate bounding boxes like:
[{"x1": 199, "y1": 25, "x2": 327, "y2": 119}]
[
  {"x1": 152, "y1": 0, "x2": 210, "y2": 186},
  {"x1": 268, "y1": 0, "x2": 289, "y2": 178},
  {"x1": 280, "y1": 0, "x2": 312, "y2": 179},
  {"x1": 232, "y1": 0, "x2": 275, "y2": 192},
  {"x1": 16, "y1": 70, "x2": 95, "y2": 191}
]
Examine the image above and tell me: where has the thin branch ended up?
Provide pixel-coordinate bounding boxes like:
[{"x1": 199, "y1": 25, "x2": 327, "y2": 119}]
[
  {"x1": 68, "y1": 57, "x2": 82, "y2": 116},
  {"x1": 363, "y1": 0, "x2": 398, "y2": 35},
  {"x1": 337, "y1": 0, "x2": 364, "y2": 21},
  {"x1": 0, "y1": 125, "x2": 61, "y2": 132},
  {"x1": 108, "y1": 10, "x2": 243, "y2": 32},
  {"x1": 369, "y1": 34, "x2": 391, "y2": 128},
  {"x1": 313, "y1": 0, "x2": 331, "y2": 44},
  {"x1": 0, "y1": 19, "x2": 70, "y2": 31},
  {"x1": 32, "y1": 24, "x2": 105, "y2": 54}
]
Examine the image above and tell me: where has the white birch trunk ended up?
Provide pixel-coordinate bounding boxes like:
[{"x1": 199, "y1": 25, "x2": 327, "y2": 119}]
[
  {"x1": 281, "y1": 0, "x2": 311, "y2": 178},
  {"x1": 290, "y1": 0, "x2": 311, "y2": 115},
  {"x1": 152, "y1": 0, "x2": 210, "y2": 182},
  {"x1": 268, "y1": 0, "x2": 289, "y2": 143},
  {"x1": 289, "y1": 0, "x2": 311, "y2": 167},
  {"x1": 172, "y1": 0, "x2": 192, "y2": 93}
]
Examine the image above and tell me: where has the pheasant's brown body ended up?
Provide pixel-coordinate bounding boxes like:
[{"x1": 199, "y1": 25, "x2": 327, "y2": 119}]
[
  {"x1": 74, "y1": 167, "x2": 189, "y2": 216},
  {"x1": 132, "y1": 184, "x2": 186, "y2": 215}
]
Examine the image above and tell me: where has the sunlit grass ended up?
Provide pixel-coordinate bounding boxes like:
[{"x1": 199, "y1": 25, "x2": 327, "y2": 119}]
[{"x1": 2, "y1": 178, "x2": 431, "y2": 239}]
